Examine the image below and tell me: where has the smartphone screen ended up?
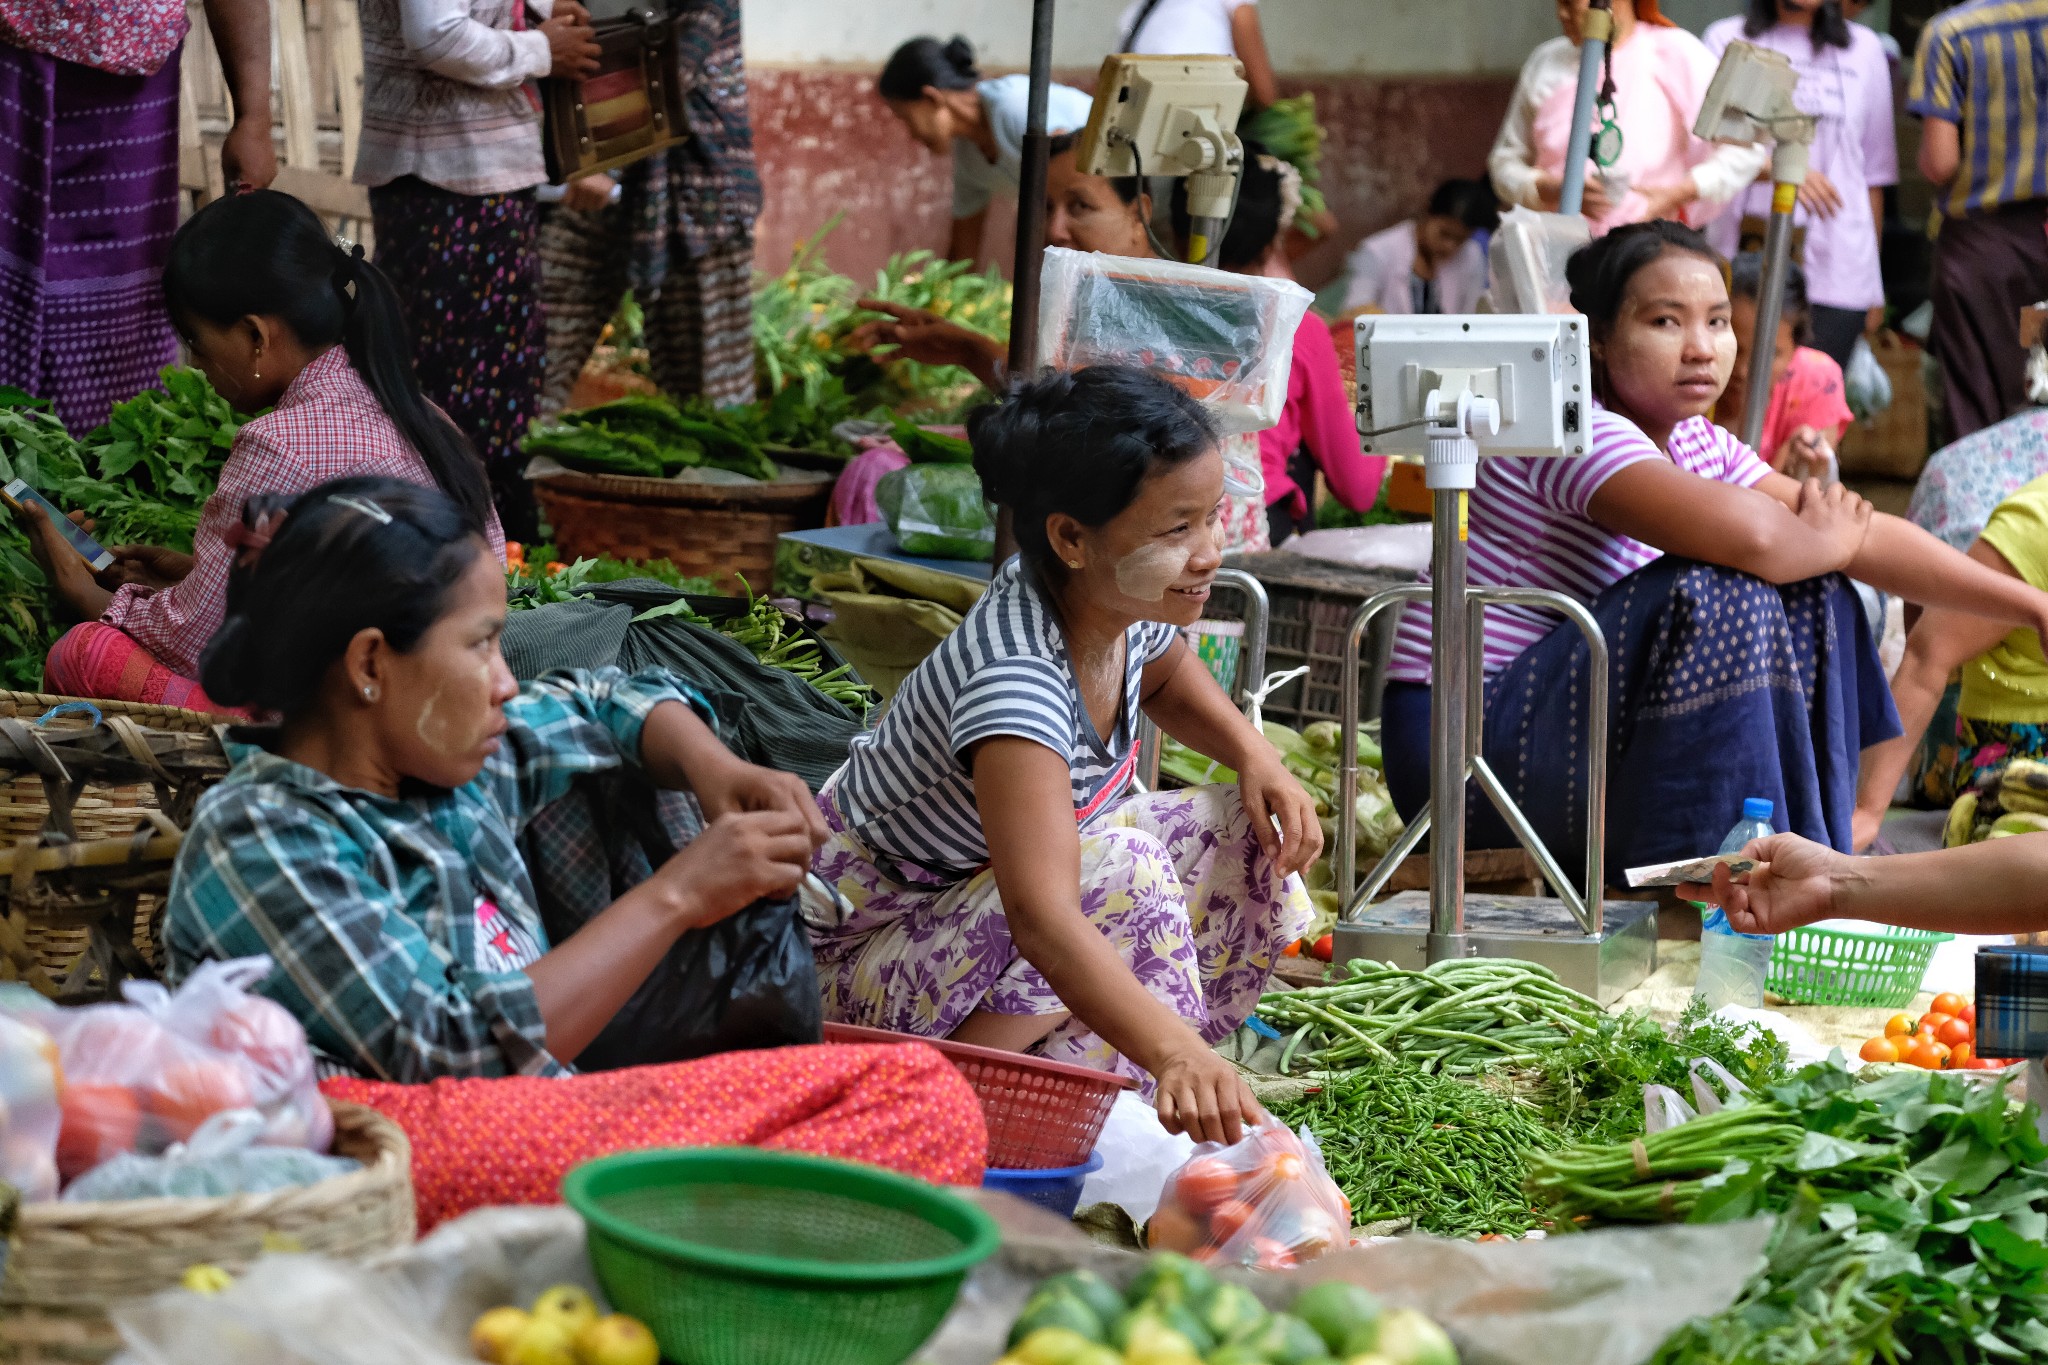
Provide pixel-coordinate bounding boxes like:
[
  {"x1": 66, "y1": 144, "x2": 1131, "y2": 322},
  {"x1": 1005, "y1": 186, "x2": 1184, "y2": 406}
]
[{"x1": 2, "y1": 480, "x2": 113, "y2": 571}]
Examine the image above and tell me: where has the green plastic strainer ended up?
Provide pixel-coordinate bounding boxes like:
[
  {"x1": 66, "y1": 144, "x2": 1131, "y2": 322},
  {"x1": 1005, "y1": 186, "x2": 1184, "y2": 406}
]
[{"x1": 562, "y1": 1148, "x2": 999, "y2": 1365}]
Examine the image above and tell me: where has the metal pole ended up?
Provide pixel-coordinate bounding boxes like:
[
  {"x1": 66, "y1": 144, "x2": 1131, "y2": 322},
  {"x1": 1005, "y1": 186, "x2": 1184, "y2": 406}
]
[
  {"x1": 1558, "y1": 0, "x2": 1612, "y2": 218},
  {"x1": 1336, "y1": 584, "x2": 1430, "y2": 916},
  {"x1": 1740, "y1": 145, "x2": 1806, "y2": 450},
  {"x1": 1427, "y1": 483, "x2": 1471, "y2": 961},
  {"x1": 993, "y1": 0, "x2": 1055, "y2": 566}
]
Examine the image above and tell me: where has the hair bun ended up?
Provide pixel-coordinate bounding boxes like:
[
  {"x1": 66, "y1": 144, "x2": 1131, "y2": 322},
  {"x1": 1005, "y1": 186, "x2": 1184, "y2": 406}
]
[{"x1": 942, "y1": 35, "x2": 978, "y2": 76}]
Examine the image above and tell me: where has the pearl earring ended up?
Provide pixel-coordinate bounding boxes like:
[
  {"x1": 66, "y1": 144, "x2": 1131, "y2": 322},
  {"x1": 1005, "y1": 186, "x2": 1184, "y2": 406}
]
[{"x1": 362, "y1": 685, "x2": 378, "y2": 702}]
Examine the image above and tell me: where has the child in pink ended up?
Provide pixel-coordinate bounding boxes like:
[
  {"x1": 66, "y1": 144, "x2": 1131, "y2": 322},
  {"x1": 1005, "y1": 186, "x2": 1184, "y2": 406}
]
[{"x1": 1721, "y1": 253, "x2": 1855, "y2": 472}]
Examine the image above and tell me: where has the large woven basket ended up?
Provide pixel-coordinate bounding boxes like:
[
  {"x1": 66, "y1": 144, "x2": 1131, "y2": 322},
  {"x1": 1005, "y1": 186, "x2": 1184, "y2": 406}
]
[
  {"x1": 0, "y1": 694, "x2": 223, "y2": 980},
  {"x1": 533, "y1": 469, "x2": 832, "y2": 592},
  {"x1": 0, "y1": 1100, "x2": 415, "y2": 1364}
]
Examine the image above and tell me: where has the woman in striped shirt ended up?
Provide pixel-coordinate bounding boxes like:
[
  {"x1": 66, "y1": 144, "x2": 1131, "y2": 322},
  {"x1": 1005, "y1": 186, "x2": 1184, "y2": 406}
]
[
  {"x1": 803, "y1": 367, "x2": 1318, "y2": 1145},
  {"x1": 1380, "y1": 221, "x2": 2048, "y2": 886}
]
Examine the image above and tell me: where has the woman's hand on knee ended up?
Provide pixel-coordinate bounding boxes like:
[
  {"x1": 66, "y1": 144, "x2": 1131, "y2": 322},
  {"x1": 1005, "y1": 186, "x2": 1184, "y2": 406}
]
[
  {"x1": 1153, "y1": 1040, "x2": 1263, "y2": 1147},
  {"x1": 1238, "y1": 756, "x2": 1324, "y2": 879}
]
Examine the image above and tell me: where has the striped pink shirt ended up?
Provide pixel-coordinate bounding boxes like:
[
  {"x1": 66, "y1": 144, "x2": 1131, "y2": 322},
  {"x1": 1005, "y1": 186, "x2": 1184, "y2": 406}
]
[{"x1": 1388, "y1": 407, "x2": 1773, "y2": 683}]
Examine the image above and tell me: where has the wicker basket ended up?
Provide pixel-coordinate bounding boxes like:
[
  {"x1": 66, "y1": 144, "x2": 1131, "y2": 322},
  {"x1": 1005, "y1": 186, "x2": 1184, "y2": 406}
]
[
  {"x1": 1837, "y1": 332, "x2": 1930, "y2": 480},
  {"x1": 0, "y1": 1100, "x2": 415, "y2": 1364},
  {"x1": 533, "y1": 469, "x2": 832, "y2": 593},
  {"x1": 0, "y1": 694, "x2": 224, "y2": 985}
]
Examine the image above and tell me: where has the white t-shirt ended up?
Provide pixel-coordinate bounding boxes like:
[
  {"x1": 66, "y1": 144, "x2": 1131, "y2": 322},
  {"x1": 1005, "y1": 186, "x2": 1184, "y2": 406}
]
[
  {"x1": 832, "y1": 557, "x2": 1180, "y2": 879},
  {"x1": 1118, "y1": 0, "x2": 1253, "y2": 56},
  {"x1": 952, "y1": 74, "x2": 1096, "y2": 219}
]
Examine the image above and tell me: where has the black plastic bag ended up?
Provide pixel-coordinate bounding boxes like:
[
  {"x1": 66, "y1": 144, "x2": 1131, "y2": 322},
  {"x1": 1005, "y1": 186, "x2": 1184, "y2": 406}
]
[{"x1": 524, "y1": 770, "x2": 822, "y2": 1071}]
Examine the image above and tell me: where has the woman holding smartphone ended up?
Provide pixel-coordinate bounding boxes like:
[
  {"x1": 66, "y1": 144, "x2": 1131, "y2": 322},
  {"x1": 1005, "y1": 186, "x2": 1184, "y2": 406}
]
[{"x1": 28, "y1": 190, "x2": 503, "y2": 713}]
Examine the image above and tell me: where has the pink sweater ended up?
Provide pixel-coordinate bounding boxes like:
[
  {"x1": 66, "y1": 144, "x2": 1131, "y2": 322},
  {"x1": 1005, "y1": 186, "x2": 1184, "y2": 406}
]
[{"x1": 1258, "y1": 313, "x2": 1386, "y2": 519}]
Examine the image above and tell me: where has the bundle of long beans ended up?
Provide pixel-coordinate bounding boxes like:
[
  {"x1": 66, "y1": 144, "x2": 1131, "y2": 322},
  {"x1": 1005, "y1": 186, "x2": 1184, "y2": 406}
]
[
  {"x1": 1257, "y1": 958, "x2": 1605, "y2": 1075},
  {"x1": 637, "y1": 585, "x2": 877, "y2": 717},
  {"x1": 1525, "y1": 1104, "x2": 1807, "y2": 1225}
]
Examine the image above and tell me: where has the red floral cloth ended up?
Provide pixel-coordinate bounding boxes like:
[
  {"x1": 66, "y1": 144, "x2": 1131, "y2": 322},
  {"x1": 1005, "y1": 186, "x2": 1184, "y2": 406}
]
[
  {"x1": 0, "y1": 0, "x2": 186, "y2": 75},
  {"x1": 320, "y1": 1043, "x2": 988, "y2": 1232}
]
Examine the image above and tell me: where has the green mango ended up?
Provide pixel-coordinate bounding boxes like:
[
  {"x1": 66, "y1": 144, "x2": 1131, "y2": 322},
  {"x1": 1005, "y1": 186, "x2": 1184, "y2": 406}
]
[
  {"x1": 1292, "y1": 1283, "x2": 1384, "y2": 1356},
  {"x1": 1110, "y1": 1310, "x2": 1201, "y2": 1361},
  {"x1": 1370, "y1": 1309, "x2": 1458, "y2": 1365},
  {"x1": 1244, "y1": 1311, "x2": 1330, "y2": 1365},
  {"x1": 1128, "y1": 1253, "x2": 1221, "y2": 1312},
  {"x1": 1203, "y1": 1281, "x2": 1272, "y2": 1344},
  {"x1": 1210, "y1": 1347, "x2": 1270, "y2": 1365},
  {"x1": 1036, "y1": 1269, "x2": 1127, "y2": 1328},
  {"x1": 1007, "y1": 1293, "x2": 1106, "y2": 1349},
  {"x1": 1008, "y1": 1327, "x2": 1099, "y2": 1365}
]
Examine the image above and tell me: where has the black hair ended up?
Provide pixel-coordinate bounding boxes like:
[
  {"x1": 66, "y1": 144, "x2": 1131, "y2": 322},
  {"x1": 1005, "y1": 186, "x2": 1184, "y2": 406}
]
[
  {"x1": 1047, "y1": 130, "x2": 1143, "y2": 205},
  {"x1": 1565, "y1": 220, "x2": 1726, "y2": 403},
  {"x1": 1744, "y1": 0, "x2": 1852, "y2": 50},
  {"x1": 199, "y1": 476, "x2": 488, "y2": 718},
  {"x1": 163, "y1": 190, "x2": 495, "y2": 540},
  {"x1": 969, "y1": 366, "x2": 1218, "y2": 576},
  {"x1": 1426, "y1": 178, "x2": 1501, "y2": 233},
  {"x1": 1168, "y1": 137, "x2": 1283, "y2": 271},
  {"x1": 878, "y1": 36, "x2": 979, "y2": 101},
  {"x1": 1729, "y1": 250, "x2": 1813, "y2": 346}
]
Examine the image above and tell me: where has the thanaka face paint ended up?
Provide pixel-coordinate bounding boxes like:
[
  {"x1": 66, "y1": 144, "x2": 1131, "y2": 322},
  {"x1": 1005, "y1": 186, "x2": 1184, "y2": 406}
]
[
  {"x1": 412, "y1": 657, "x2": 496, "y2": 758},
  {"x1": 1114, "y1": 542, "x2": 1192, "y2": 602}
]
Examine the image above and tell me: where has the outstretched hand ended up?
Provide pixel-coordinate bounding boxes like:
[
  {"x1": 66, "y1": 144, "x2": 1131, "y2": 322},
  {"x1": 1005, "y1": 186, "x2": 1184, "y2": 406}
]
[{"x1": 1678, "y1": 832, "x2": 1842, "y2": 935}]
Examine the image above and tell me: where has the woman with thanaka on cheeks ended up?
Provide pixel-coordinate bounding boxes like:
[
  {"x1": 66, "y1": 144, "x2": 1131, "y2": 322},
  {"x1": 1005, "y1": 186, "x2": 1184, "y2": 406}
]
[
  {"x1": 1379, "y1": 221, "x2": 2048, "y2": 886},
  {"x1": 805, "y1": 366, "x2": 1320, "y2": 1145}
]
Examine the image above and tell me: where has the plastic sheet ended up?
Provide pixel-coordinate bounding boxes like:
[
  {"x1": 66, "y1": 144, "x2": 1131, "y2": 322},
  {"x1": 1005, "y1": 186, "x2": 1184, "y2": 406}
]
[
  {"x1": 875, "y1": 463, "x2": 995, "y2": 561},
  {"x1": 1148, "y1": 1119, "x2": 1352, "y2": 1270},
  {"x1": 1035, "y1": 248, "x2": 1312, "y2": 433},
  {"x1": 1488, "y1": 207, "x2": 1592, "y2": 315}
]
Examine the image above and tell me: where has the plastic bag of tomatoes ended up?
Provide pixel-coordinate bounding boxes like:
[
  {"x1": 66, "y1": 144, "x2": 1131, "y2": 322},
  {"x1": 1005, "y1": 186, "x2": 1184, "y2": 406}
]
[
  {"x1": 5, "y1": 955, "x2": 332, "y2": 1189},
  {"x1": 1146, "y1": 1119, "x2": 1353, "y2": 1270}
]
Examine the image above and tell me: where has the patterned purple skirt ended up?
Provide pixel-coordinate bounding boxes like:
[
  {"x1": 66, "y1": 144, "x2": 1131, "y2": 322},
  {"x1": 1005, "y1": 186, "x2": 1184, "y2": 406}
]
[{"x1": 0, "y1": 42, "x2": 183, "y2": 432}]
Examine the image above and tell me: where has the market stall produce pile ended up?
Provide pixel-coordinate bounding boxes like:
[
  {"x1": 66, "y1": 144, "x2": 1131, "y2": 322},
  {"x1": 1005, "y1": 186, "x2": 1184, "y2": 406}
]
[
  {"x1": 523, "y1": 395, "x2": 779, "y2": 482},
  {"x1": 0, "y1": 371, "x2": 242, "y2": 690},
  {"x1": 1944, "y1": 756, "x2": 2048, "y2": 845}
]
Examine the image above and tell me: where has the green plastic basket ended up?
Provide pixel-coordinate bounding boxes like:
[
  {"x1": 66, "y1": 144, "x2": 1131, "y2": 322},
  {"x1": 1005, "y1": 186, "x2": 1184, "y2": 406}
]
[
  {"x1": 1765, "y1": 923, "x2": 1954, "y2": 1008},
  {"x1": 562, "y1": 1148, "x2": 1000, "y2": 1365}
]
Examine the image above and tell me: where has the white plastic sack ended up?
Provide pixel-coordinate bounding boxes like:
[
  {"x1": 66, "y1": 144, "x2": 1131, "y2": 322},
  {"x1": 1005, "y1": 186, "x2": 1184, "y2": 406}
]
[
  {"x1": 1075, "y1": 1090, "x2": 1196, "y2": 1224},
  {"x1": 1279, "y1": 522, "x2": 1432, "y2": 574},
  {"x1": 1035, "y1": 247, "x2": 1312, "y2": 433},
  {"x1": 1487, "y1": 208, "x2": 1592, "y2": 315},
  {"x1": 1844, "y1": 334, "x2": 1893, "y2": 419}
]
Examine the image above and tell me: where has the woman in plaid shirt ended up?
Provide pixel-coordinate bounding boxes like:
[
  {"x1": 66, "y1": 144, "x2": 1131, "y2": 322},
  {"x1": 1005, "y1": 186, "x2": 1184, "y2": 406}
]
[
  {"x1": 161, "y1": 475, "x2": 827, "y2": 1080},
  {"x1": 32, "y1": 191, "x2": 507, "y2": 714}
]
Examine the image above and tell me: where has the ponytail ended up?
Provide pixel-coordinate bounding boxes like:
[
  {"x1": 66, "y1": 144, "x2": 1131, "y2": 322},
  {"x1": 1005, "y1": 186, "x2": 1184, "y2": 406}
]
[
  {"x1": 878, "y1": 36, "x2": 979, "y2": 101},
  {"x1": 163, "y1": 190, "x2": 494, "y2": 538}
]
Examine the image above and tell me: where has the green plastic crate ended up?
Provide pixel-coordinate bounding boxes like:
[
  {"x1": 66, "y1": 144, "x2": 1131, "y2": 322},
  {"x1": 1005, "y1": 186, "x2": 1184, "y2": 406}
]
[
  {"x1": 1765, "y1": 923, "x2": 1953, "y2": 1008},
  {"x1": 562, "y1": 1148, "x2": 999, "y2": 1365}
]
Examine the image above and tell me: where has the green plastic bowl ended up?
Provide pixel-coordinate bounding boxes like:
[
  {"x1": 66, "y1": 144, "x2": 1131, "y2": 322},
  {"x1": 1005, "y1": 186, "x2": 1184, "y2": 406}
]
[
  {"x1": 562, "y1": 1148, "x2": 999, "y2": 1365},
  {"x1": 1766, "y1": 923, "x2": 1954, "y2": 1008}
]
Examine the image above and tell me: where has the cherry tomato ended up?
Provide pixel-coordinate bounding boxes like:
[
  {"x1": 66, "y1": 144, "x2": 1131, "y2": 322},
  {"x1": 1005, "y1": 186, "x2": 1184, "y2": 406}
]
[
  {"x1": 1147, "y1": 1204, "x2": 1205, "y2": 1252},
  {"x1": 1859, "y1": 1036, "x2": 1901, "y2": 1064},
  {"x1": 1958, "y1": 1003, "x2": 1977, "y2": 1027},
  {"x1": 1931, "y1": 992, "x2": 1969, "y2": 1018},
  {"x1": 1207, "y1": 1198, "x2": 1256, "y2": 1245},
  {"x1": 1947, "y1": 1041, "x2": 1974, "y2": 1068},
  {"x1": 1967, "y1": 1057, "x2": 2002, "y2": 1071},
  {"x1": 1883, "y1": 1013, "x2": 1915, "y2": 1038},
  {"x1": 1282, "y1": 939, "x2": 1302, "y2": 958},
  {"x1": 1311, "y1": 934, "x2": 1334, "y2": 962},
  {"x1": 1249, "y1": 1236, "x2": 1296, "y2": 1271},
  {"x1": 1261, "y1": 1151, "x2": 1307, "y2": 1185},
  {"x1": 1904, "y1": 1039, "x2": 1947, "y2": 1070},
  {"x1": 1173, "y1": 1157, "x2": 1242, "y2": 1213},
  {"x1": 1920, "y1": 1012, "x2": 1955, "y2": 1035},
  {"x1": 1936, "y1": 1017, "x2": 1974, "y2": 1049}
]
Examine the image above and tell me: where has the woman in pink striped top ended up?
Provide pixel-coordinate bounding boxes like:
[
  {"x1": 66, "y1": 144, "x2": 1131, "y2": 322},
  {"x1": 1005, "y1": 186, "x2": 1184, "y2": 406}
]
[{"x1": 1380, "y1": 221, "x2": 2048, "y2": 886}]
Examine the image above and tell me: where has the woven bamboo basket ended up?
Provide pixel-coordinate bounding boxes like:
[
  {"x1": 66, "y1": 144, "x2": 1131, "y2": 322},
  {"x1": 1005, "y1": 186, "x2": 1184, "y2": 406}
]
[
  {"x1": 533, "y1": 468, "x2": 833, "y2": 592},
  {"x1": 0, "y1": 694, "x2": 223, "y2": 980},
  {"x1": 0, "y1": 1101, "x2": 415, "y2": 1364}
]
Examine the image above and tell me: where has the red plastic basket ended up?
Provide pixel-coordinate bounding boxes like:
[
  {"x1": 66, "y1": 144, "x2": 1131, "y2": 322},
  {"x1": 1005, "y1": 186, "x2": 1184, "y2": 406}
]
[{"x1": 823, "y1": 1023, "x2": 1136, "y2": 1169}]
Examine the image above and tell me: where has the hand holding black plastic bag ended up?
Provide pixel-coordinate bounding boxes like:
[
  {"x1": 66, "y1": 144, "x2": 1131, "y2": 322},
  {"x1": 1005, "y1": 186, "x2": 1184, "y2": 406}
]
[{"x1": 523, "y1": 770, "x2": 822, "y2": 1071}]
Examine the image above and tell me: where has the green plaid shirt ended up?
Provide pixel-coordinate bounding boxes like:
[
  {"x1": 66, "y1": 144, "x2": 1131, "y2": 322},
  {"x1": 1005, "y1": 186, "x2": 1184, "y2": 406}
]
[{"x1": 164, "y1": 668, "x2": 710, "y2": 1082}]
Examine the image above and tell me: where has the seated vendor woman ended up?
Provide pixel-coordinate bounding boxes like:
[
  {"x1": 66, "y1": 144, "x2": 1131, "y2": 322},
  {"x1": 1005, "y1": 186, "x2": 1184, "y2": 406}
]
[
  {"x1": 1380, "y1": 221, "x2": 2048, "y2": 884},
  {"x1": 160, "y1": 476, "x2": 828, "y2": 1080},
  {"x1": 804, "y1": 366, "x2": 1320, "y2": 1147},
  {"x1": 28, "y1": 190, "x2": 504, "y2": 714}
]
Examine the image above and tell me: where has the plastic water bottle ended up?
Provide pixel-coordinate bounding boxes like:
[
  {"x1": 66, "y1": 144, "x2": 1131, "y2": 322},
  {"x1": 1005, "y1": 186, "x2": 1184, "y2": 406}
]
[{"x1": 1691, "y1": 798, "x2": 1777, "y2": 1011}]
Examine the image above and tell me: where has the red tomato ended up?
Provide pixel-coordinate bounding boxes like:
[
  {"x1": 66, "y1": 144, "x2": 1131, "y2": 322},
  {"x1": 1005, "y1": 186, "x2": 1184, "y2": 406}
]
[
  {"x1": 1249, "y1": 1236, "x2": 1296, "y2": 1270},
  {"x1": 1261, "y1": 1150, "x2": 1307, "y2": 1184},
  {"x1": 1931, "y1": 992, "x2": 1969, "y2": 1019},
  {"x1": 1859, "y1": 1036, "x2": 1901, "y2": 1064},
  {"x1": 1147, "y1": 1205, "x2": 1205, "y2": 1253},
  {"x1": 1207, "y1": 1198, "x2": 1256, "y2": 1245},
  {"x1": 148, "y1": 1058, "x2": 256, "y2": 1142},
  {"x1": 1311, "y1": 934, "x2": 1335, "y2": 962},
  {"x1": 1936, "y1": 1017, "x2": 1974, "y2": 1049},
  {"x1": 1904, "y1": 1039, "x2": 1947, "y2": 1070},
  {"x1": 1958, "y1": 1003, "x2": 1977, "y2": 1027},
  {"x1": 57, "y1": 1085, "x2": 142, "y2": 1180},
  {"x1": 1920, "y1": 1012, "x2": 1954, "y2": 1035},
  {"x1": 1966, "y1": 1057, "x2": 2002, "y2": 1071},
  {"x1": 1947, "y1": 1042, "x2": 1975, "y2": 1068},
  {"x1": 1173, "y1": 1157, "x2": 1242, "y2": 1213}
]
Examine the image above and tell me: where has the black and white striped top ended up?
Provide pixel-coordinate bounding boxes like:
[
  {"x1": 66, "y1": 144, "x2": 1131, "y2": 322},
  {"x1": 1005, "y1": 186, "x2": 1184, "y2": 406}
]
[{"x1": 834, "y1": 558, "x2": 1179, "y2": 880}]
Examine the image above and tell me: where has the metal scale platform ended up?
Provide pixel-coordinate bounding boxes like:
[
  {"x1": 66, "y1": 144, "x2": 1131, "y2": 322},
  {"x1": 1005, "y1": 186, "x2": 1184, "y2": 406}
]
[{"x1": 1329, "y1": 316, "x2": 1657, "y2": 1002}]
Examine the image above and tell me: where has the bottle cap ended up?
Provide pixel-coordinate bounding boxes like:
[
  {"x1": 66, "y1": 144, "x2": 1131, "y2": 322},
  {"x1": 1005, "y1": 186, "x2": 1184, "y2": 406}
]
[{"x1": 1742, "y1": 797, "x2": 1775, "y2": 823}]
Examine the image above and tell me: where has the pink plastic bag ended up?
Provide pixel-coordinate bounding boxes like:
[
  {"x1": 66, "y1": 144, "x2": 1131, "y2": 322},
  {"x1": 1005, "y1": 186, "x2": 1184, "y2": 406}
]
[
  {"x1": 1148, "y1": 1119, "x2": 1353, "y2": 1270},
  {"x1": 828, "y1": 443, "x2": 911, "y2": 527}
]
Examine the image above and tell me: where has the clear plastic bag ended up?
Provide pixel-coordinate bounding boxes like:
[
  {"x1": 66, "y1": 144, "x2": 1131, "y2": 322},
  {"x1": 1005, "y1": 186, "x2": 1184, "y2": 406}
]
[
  {"x1": 1487, "y1": 207, "x2": 1592, "y2": 315},
  {"x1": 875, "y1": 464, "x2": 995, "y2": 561},
  {"x1": 1146, "y1": 1119, "x2": 1352, "y2": 1270},
  {"x1": 1642, "y1": 1057, "x2": 1754, "y2": 1134},
  {"x1": 0, "y1": 1002, "x2": 61, "y2": 1201},
  {"x1": 1035, "y1": 248, "x2": 1313, "y2": 433},
  {"x1": 1844, "y1": 334, "x2": 1894, "y2": 419},
  {"x1": 62, "y1": 1108, "x2": 360, "y2": 1202},
  {"x1": 7, "y1": 955, "x2": 329, "y2": 1187}
]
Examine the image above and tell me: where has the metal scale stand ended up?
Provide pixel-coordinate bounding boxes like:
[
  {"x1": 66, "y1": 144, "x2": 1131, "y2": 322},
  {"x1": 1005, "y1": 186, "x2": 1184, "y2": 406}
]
[{"x1": 1328, "y1": 354, "x2": 1657, "y2": 1004}]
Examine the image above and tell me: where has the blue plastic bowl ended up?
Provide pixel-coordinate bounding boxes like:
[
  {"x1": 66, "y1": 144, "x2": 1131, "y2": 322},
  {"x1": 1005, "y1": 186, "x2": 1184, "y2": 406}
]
[{"x1": 981, "y1": 1152, "x2": 1103, "y2": 1219}]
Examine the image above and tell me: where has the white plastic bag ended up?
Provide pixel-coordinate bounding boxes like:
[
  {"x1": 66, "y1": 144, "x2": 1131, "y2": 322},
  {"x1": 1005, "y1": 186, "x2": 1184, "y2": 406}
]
[
  {"x1": 1487, "y1": 208, "x2": 1592, "y2": 315},
  {"x1": 1642, "y1": 1086, "x2": 1696, "y2": 1135},
  {"x1": 62, "y1": 1109, "x2": 360, "y2": 1202},
  {"x1": 1075, "y1": 1091, "x2": 1196, "y2": 1224},
  {"x1": 1642, "y1": 1056, "x2": 1754, "y2": 1134},
  {"x1": 1844, "y1": 334, "x2": 1893, "y2": 419},
  {"x1": 0, "y1": 1004, "x2": 61, "y2": 1201},
  {"x1": 1035, "y1": 247, "x2": 1312, "y2": 433}
]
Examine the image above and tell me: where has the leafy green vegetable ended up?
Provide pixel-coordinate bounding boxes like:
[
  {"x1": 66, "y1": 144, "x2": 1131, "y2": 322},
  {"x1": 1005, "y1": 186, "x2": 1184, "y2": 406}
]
[
  {"x1": 1529, "y1": 1000, "x2": 1793, "y2": 1146},
  {"x1": 891, "y1": 419, "x2": 973, "y2": 465},
  {"x1": 525, "y1": 394, "x2": 778, "y2": 482}
]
